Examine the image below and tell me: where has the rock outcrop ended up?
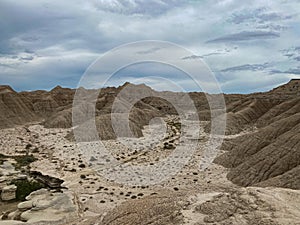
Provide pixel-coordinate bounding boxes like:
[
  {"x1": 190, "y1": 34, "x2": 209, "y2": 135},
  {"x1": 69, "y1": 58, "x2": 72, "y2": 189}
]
[
  {"x1": 0, "y1": 86, "x2": 37, "y2": 128},
  {"x1": 5, "y1": 189, "x2": 77, "y2": 223},
  {"x1": 215, "y1": 97, "x2": 300, "y2": 189},
  {"x1": 1, "y1": 185, "x2": 17, "y2": 201}
]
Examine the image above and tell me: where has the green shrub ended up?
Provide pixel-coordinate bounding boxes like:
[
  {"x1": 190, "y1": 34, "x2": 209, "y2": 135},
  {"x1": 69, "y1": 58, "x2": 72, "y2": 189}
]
[
  {"x1": 11, "y1": 179, "x2": 45, "y2": 201},
  {"x1": 13, "y1": 155, "x2": 37, "y2": 169},
  {"x1": 0, "y1": 153, "x2": 37, "y2": 169}
]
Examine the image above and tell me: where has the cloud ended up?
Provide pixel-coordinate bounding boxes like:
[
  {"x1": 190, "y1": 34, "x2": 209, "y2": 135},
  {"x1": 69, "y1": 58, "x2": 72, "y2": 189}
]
[
  {"x1": 228, "y1": 7, "x2": 293, "y2": 25},
  {"x1": 20, "y1": 55, "x2": 34, "y2": 61},
  {"x1": 256, "y1": 24, "x2": 288, "y2": 31},
  {"x1": 281, "y1": 47, "x2": 300, "y2": 61},
  {"x1": 226, "y1": 6, "x2": 295, "y2": 33},
  {"x1": 0, "y1": 0, "x2": 300, "y2": 93},
  {"x1": 136, "y1": 47, "x2": 163, "y2": 55},
  {"x1": 206, "y1": 31, "x2": 280, "y2": 43},
  {"x1": 91, "y1": 0, "x2": 186, "y2": 16},
  {"x1": 220, "y1": 63, "x2": 271, "y2": 72},
  {"x1": 182, "y1": 48, "x2": 234, "y2": 60},
  {"x1": 182, "y1": 52, "x2": 226, "y2": 60},
  {"x1": 294, "y1": 56, "x2": 300, "y2": 61},
  {"x1": 270, "y1": 67, "x2": 300, "y2": 75},
  {"x1": 182, "y1": 55, "x2": 203, "y2": 60},
  {"x1": 0, "y1": 52, "x2": 37, "y2": 68}
]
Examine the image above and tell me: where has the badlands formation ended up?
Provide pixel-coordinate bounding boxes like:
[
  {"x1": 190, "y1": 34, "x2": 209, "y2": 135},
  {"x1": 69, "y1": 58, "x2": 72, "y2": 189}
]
[{"x1": 0, "y1": 80, "x2": 299, "y2": 224}]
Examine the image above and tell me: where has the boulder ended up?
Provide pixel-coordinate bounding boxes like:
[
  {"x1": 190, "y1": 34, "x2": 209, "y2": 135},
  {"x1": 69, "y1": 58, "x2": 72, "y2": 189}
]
[
  {"x1": 7, "y1": 210, "x2": 22, "y2": 221},
  {"x1": 19, "y1": 189, "x2": 77, "y2": 223},
  {"x1": 1, "y1": 185, "x2": 17, "y2": 201},
  {"x1": 17, "y1": 201, "x2": 33, "y2": 211},
  {"x1": 0, "y1": 162, "x2": 18, "y2": 176}
]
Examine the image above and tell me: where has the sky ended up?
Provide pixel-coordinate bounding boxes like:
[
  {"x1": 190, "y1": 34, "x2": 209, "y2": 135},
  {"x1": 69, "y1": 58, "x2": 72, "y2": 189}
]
[{"x1": 0, "y1": 0, "x2": 300, "y2": 93}]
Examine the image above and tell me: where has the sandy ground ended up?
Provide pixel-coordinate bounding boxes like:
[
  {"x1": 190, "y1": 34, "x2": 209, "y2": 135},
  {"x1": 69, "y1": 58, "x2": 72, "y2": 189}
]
[
  {"x1": 0, "y1": 117, "x2": 231, "y2": 216},
  {"x1": 0, "y1": 116, "x2": 299, "y2": 224}
]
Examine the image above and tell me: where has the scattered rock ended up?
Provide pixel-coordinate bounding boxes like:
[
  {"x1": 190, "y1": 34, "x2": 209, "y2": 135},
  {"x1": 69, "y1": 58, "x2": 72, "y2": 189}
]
[{"x1": 1, "y1": 185, "x2": 17, "y2": 201}]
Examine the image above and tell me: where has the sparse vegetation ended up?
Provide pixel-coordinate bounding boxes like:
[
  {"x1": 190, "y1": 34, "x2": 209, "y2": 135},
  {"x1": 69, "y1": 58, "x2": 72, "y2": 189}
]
[
  {"x1": 11, "y1": 179, "x2": 45, "y2": 201},
  {"x1": 0, "y1": 153, "x2": 37, "y2": 169},
  {"x1": 172, "y1": 122, "x2": 182, "y2": 130},
  {"x1": 13, "y1": 154, "x2": 37, "y2": 170}
]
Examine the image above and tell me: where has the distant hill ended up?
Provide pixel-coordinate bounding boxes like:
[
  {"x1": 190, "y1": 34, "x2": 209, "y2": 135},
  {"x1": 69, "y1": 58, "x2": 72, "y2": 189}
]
[
  {"x1": 0, "y1": 85, "x2": 37, "y2": 128},
  {"x1": 268, "y1": 79, "x2": 300, "y2": 96}
]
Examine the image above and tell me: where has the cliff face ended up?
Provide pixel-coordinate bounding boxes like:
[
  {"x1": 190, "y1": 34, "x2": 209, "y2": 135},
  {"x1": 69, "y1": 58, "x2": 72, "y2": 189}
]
[
  {"x1": 214, "y1": 80, "x2": 300, "y2": 189},
  {"x1": 0, "y1": 83, "x2": 175, "y2": 140},
  {"x1": 0, "y1": 85, "x2": 37, "y2": 128}
]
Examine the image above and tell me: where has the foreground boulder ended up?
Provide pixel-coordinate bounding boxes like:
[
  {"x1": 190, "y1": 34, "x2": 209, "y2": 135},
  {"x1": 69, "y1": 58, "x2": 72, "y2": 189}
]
[
  {"x1": 1, "y1": 189, "x2": 78, "y2": 224},
  {"x1": 1, "y1": 185, "x2": 17, "y2": 201}
]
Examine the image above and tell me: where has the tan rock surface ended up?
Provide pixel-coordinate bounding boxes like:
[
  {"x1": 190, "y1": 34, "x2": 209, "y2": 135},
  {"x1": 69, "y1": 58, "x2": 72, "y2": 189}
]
[{"x1": 0, "y1": 80, "x2": 299, "y2": 224}]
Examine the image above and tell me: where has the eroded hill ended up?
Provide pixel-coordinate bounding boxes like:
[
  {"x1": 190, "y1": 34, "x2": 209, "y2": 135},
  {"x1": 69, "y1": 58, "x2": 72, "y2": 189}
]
[{"x1": 0, "y1": 80, "x2": 300, "y2": 190}]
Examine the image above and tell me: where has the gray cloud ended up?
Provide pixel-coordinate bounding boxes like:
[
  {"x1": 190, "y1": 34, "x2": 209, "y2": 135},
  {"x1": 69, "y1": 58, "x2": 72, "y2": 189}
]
[
  {"x1": 0, "y1": 52, "x2": 37, "y2": 68},
  {"x1": 256, "y1": 24, "x2": 288, "y2": 31},
  {"x1": 270, "y1": 67, "x2": 300, "y2": 75},
  {"x1": 0, "y1": 0, "x2": 299, "y2": 93},
  {"x1": 281, "y1": 47, "x2": 300, "y2": 61},
  {"x1": 221, "y1": 63, "x2": 271, "y2": 72},
  {"x1": 228, "y1": 7, "x2": 293, "y2": 25},
  {"x1": 182, "y1": 52, "x2": 225, "y2": 60},
  {"x1": 91, "y1": 0, "x2": 186, "y2": 16},
  {"x1": 294, "y1": 56, "x2": 300, "y2": 61},
  {"x1": 136, "y1": 47, "x2": 162, "y2": 55},
  {"x1": 182, "y1": 48, "x2": 233, "y2": 60},
  {"x1": 206, "y1": 31, "x2": 280, "y2": 43},
  {"x1": 182, "y1": 55, "x2": 203, "y2": 60},
  {"x1": 20, "y1": 55, "x2": 34, "y2": 61}
]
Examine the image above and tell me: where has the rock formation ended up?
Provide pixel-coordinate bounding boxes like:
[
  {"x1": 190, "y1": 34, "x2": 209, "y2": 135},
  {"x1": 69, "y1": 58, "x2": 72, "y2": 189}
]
[
  {"x1": 0, "y1": 80, "x2": 299, "y2": 225},
  {"x1": 1, "y1": 185, "x2": 17, "y2": 201}
]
